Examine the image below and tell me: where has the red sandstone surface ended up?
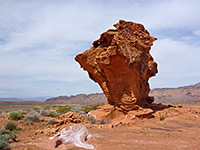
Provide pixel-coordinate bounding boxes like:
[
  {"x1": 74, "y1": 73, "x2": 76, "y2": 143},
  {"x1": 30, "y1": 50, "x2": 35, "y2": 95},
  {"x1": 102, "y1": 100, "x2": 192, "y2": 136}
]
[{"x1": 75, "y1": 20, "x2": 157, "y2": 111}]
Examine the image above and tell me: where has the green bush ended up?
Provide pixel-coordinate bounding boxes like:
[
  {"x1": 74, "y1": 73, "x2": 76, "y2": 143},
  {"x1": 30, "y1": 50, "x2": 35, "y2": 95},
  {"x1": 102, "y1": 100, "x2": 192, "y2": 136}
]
[
  {"x1": 8, "y1": 112, "x2": 24, "y2": 120},
  {"x1": 19, "y1": 110, "x2": 27, "y2": 115},
  {"x1": 44, "y1": 106, "x2": 50, "y2": 110},
  {"x1": 39, "y1": 108, "x2": 58, "y2": 118},
  {"x1": 56, "y1": 106, "x2": 71, "y2": 114},
  {"x1": 4, "y1": 121, "x2": 16, "y2": 131},
  {"x1": 48, "y1": 111, "x2": 58, "y2": 118},
  {"x1": 82, "y1": 103, "x2": 103, "y2": 113},
  {"x1": 47, "y1": 119, "x2": 55, "y2": 125},
  {"x1": 0, "y1": 135, "x2": 10, "y2": 141},
  {"x1": 0, "y1": 129, "x2": 10, "y2": 135},
  {"x1": 70, "y1": 106, "x2": 82, "y2": 114},
  {"x1": 25, "y1": 113, "x2": 40, "y2": 123},
  {"x1": 159, "y1": 112, "x2": 165, "y2": 121},
  {"x1": 33, "y1": 107, "x2": 40, "y2": 113},
  {"x1": 0, "y1": 140, "x2": 9, "y2": 149},
  {"x1": 39, "y1": 109, "x2": 49, "y2": 116},
  {"x1": 88, "y1": 117, "x2": 97, "y2": 124},
  {"x1": 0, "y1": 122, "x2": 18, "y2": 149}
]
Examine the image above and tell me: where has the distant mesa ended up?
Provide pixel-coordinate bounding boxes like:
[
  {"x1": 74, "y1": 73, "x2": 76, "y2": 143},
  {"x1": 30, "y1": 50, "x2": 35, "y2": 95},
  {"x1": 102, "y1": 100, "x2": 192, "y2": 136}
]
[
  {"x1": 45, "y1": 93, "x2": 106, "y2": 104},
  {"x1": 45, "y1": 82, "x2": 200, "y2": 105},
  {"x1": 75, "y1": 20, "x2": 157, "y2": 111}
]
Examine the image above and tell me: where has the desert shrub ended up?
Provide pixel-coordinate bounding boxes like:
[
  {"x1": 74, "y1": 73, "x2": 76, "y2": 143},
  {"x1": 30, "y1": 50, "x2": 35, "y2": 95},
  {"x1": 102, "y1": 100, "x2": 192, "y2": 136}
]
[
  {"x1": 88, "y1": 117, "x2": 97, "y2": 124},
  {"x1": 39, "y1": 109, "x2": 49, "y2": 116},
  {"x1": 39, "y1": 108, "x2": 58, "y2": 117},
  {"x1": 0, "y1": 135, "x2": 10, "y2": 141},
  {"x1": 159, "y1": 112, "x2": 165, "y2": 121},
  {"x1": 25, "y1": 113, "x2": 40, "y2": 123},
  {"x1": 8, "y1": 112, "x2": 24, "y2": 120},
  {"x1": 0, "y1": 115, "x2": 5, "y2": 119},
  {"x1": 17, "y1": 127, "x2": 22, "y2": 131},
  {"x1": 0, "y1": 122, "x2": 18, "y2": 149},
  {"x1": 40, "y1": 118, "x2": 45, "y2": 122},
  {"x1": 0, "y1": 132, "x2": 17, "y2": 148},
  {"x1": 44, "y1": 106, "x2": 50, "y2": 110},
  {"x1": 52, "y1": 106, "x2": 58, "y2": 109},
  {"x1": 56, "y1": 106, "x2": 71, "y2": 114},
  {"x1": 82, "y1": 103, "x2": 104, "y2": 113},
  {"x1": 48, "y1": 111, "x2": 58, "y2": 118},
  {"x1": 0, "y1": 129, "x2": 10, "y2": 135},
  {"x1": 70, "y1": 106, "x2": 82, "y2": 114},
  {"x1": 0, "y1": 140, "x2": 9, "y2": 149},
  {"x1": 19, "y1": 110, "x2": 27, "y2": 115},
  {"x1": 47, "y1": 119, "x2": 55, "y2": 125},
  {"x1": 33, "y1": 107, "x2": 40, "y2": 112},
  {"x1": 25, "y1": 109, "x2": 32, "y2": 113},
  {"x1": 100, "y1": 119, "x2": 106, "y2": 124},
  {"x1": 4, "y1": 121, "x2": 16, "y2": 131}
]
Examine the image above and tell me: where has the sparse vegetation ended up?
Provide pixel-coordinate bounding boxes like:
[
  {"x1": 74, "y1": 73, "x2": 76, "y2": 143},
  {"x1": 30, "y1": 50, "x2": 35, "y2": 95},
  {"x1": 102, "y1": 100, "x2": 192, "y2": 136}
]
[
  {"x1": 44, "y1": 106, "x2": 51, "y2": 110},
  {"x1": 88, "y1": 117, "x2": 110, "y2": 125},
  {"x1": 4, "y1": 121, "x2": 16, "y2": 131},
  {"x1": 100, "y1": 119, "x2": 111, "y2": 124},
  {"x1": 25, "y1": 113, "x2": 40, "y2": 123},
  {"x1": 0, "y1": 135, "x2": 10, "y2": 141},
  {"x1": 82, "y1": 103, "x2": 104, "y2": 113},
  {"x1": 39, "y1": 109, "x2": 49, "y2": 116},
  {"x1": 0, "y1": 139, "x2": 9, "y2": 149},
  {"x1": 88, "y1": 117, "x2": 97, "y2": 124},
  {"x1": 70, "y1": 106, "x2": 82, "y2": 114},
  {"x1": 19, "y1": 110, "x2": 27, "y2": 115},
  {"x1": 159, "y1": 112, "x2": 165, "y2": 121},
  {"x1": 0, "y1": 123, "x2": 17, "y2": 149},
  {"x1": 47, "y1": 119, "x2": 55, "y2": 125},
  {"x1": 8, "y1": 112, "x2": 24, "y2": 120},
  {"x1": 39, "y1": 108, "x2": 58, "y2": 117},
  {"x1": 40, "y1": 118, "x2": 45, "y2": 122},
  {"x1": 48, "y1": 111, "x2": 58, "y2": 117},
  {"x1": 0, "y1": 129, "x2": 10, "y2": 135},
  {"x1": 56, "y1": 106, "x2": 71, "y2": 114}
]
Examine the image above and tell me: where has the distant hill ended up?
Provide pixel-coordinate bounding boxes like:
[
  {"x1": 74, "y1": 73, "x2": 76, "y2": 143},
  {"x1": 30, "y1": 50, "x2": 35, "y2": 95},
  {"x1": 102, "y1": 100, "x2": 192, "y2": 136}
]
[
  {"x1": 0, "y1": 98, "x2": 25, "y2": 102},
  {"x1": 45, "y1": 93, "x2": 107, "y2": 104},
  {"x1": 150, "y1": 82, "x2": 200, "y2": 104},
  {"x1": 45, "y1": 82, "x2": 200, "y2": 105},
  {"x1": 0, "y1": 97, "x2": 47, "y2": 102}
]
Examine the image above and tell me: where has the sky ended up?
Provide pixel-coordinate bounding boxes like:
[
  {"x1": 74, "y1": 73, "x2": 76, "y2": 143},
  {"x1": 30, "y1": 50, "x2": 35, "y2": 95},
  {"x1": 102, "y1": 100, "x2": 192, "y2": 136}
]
[{"x1": 0, "y1": 0, "x2": 200, "y2": 98}]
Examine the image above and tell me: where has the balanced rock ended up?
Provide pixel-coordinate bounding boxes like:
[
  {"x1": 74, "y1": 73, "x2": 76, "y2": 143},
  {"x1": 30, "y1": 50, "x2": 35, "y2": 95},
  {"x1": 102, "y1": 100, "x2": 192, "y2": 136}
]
[{"x1": 75, "y1": 20, "x2": 157, "y2": 111}]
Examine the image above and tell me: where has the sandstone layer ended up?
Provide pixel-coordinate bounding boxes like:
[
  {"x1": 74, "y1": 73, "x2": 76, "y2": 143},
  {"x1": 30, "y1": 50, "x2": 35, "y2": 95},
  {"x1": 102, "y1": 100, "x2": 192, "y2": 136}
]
[{"x1": 75, "y1": 20, "x2": 157, "y2": 111}]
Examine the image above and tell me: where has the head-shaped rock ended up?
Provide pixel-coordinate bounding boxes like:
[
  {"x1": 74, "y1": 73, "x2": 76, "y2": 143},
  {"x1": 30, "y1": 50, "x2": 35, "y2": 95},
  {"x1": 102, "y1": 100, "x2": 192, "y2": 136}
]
[{"x1": 75, "y1": 20, "x2": 158, "y2": 111}]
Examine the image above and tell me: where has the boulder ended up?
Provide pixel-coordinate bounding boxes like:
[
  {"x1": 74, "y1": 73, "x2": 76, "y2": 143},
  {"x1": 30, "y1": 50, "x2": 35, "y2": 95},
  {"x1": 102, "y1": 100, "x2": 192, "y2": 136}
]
[
  {"x1": 75, "y1": 20, "x2": 157, "y2": 111},
  {"x1": 49, "y1": 124, "x2": 95, "y2": 149}
]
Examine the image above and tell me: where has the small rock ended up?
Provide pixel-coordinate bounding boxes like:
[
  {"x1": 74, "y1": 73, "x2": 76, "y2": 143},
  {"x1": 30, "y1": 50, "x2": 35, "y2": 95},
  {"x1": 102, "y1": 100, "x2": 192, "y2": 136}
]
[
  {"x1": 40, "y1": 130, "x2": 44, "y2": 134},
  {"x1": 168, "y1": 104, "x2": 176, "y2": 108},
  {"x1": 177, "y1": 104, "x2": 183, "y2": 108}
]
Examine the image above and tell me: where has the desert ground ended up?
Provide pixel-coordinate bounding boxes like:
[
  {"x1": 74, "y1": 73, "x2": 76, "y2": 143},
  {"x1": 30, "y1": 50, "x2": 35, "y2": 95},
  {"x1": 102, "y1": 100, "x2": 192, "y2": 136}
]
[{"x1": 0, "y1": 101, "x2": 200, "y2": 150}]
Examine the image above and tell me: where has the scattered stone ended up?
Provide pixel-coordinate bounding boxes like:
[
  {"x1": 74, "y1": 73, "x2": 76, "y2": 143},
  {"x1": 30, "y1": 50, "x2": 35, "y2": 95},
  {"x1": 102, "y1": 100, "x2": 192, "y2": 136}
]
[
  {"x1": 56, "y1": 111, "x2": 85, "y2": 124},
  {"x1": 177, "y1": 104, "x2": 183, "y2": 108},
  {"x1": 128, "y1": 108, "x2": 153, "y2": 119},
  {"x1": 168, "y1": 104, "x2": 176, "y2": 108}
]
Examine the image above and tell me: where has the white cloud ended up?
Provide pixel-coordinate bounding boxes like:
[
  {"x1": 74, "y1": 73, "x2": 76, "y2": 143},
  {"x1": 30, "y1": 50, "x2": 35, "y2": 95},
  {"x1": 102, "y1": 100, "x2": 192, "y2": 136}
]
[
  {"x1": 150, "y1": 38, "x2": 200, "y2": 88},
  {"x1": 0, "y1": 0, "x2": 200, "y2": 97},
  {"x1": 194, "y1": 29, "x2": 200, "y2": 36}
]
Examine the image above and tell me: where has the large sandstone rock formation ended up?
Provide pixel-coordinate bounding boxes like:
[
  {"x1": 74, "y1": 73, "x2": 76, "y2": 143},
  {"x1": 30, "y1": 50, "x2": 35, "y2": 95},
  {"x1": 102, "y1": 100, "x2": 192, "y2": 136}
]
[{"x1": 75, "y1": 20, "x2": 157, "y2": 111}]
